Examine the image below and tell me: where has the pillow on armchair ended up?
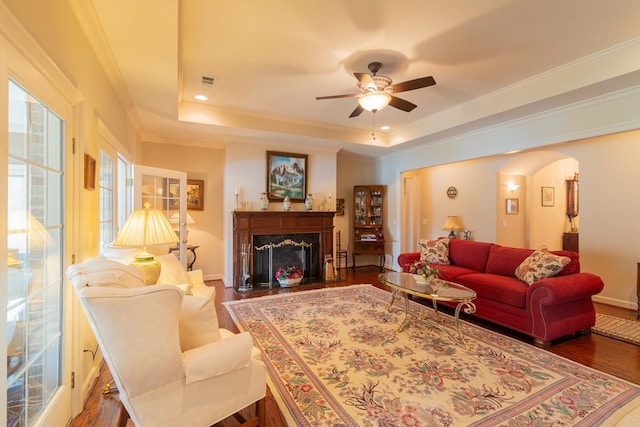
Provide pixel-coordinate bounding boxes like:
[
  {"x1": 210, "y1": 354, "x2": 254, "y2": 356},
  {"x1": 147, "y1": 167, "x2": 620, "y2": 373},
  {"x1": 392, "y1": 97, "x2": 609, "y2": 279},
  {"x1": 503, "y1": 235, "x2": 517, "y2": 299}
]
[
  {"x1": 179, "y1": 290, "x2": 222, "y2": 351},
  {"x1": 156, "y1": 254, "x2": 193, "y2": 293}
]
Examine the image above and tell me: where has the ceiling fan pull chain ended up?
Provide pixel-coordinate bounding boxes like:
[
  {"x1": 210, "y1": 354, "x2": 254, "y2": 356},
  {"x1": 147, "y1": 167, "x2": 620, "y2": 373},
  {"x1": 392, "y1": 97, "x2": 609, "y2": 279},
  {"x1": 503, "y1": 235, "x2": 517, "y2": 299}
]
[{"x1": 371, "y1": 114, "x2": 376, "y2": 141}]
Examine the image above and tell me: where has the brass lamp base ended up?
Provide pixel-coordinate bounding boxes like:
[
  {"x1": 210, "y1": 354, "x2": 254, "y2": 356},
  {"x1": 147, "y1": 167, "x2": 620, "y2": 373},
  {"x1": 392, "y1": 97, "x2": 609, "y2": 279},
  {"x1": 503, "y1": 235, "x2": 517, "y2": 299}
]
[{"x1": 130, "y1": 253, "x2": 161, "y2": 285}]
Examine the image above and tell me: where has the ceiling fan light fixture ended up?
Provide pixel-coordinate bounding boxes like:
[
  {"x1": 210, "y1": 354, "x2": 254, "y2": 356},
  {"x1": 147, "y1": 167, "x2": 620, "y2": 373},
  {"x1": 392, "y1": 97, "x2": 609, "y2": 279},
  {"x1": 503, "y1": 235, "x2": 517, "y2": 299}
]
[{"x1": 358, "y1": 92, "x2": 391, "y2": 113}]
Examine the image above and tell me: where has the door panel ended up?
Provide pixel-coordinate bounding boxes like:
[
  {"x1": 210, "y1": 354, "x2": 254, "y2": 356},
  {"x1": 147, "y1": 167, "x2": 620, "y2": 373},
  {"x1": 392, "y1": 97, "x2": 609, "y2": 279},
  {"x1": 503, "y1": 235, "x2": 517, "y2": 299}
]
[{"x1": 133, "y1": 165, "x2": 187, "y2": 268}]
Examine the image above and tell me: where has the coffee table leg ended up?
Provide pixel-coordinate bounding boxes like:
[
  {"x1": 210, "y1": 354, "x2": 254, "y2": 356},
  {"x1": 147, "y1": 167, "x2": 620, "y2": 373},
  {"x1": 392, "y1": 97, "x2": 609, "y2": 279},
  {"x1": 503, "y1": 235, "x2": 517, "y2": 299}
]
[
  {"x1": 386, "y1": 289, "x2": 400, "y2": 312},
  {"x1": 452, "y1": 301, "x2": 476, "y2": 349}
]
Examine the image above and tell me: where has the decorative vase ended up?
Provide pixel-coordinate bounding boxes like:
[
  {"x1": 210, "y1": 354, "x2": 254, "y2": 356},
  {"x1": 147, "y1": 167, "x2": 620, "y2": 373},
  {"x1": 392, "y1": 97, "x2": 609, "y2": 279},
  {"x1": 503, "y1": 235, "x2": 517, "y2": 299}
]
[
  {"x1": 277, "y1": 276, "x2": 302, "y2": 287},
  {"x1": 304, "y1": 193, "x2": 313, "y2": 211},
  {"x1": 282, "y1": 196, "x2": 291, "y2": 211},
  {"x1": 259, "y1": 192, "x2": 269, "y2": 210}
]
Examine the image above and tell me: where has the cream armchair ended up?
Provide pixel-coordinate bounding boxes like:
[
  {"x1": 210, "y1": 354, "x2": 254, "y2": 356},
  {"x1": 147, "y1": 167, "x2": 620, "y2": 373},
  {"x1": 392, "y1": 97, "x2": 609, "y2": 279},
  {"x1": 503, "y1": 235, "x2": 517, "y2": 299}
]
[{"x1": 66, "y1": 258, "x2": 266, "y2": 427}]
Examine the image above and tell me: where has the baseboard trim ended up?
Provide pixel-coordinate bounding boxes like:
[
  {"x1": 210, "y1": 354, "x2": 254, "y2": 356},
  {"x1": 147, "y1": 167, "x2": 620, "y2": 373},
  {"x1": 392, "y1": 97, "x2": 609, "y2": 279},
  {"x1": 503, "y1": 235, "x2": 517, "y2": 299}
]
[{"x1": 593, "y1": 295, "x2": 637, "y2": 311}]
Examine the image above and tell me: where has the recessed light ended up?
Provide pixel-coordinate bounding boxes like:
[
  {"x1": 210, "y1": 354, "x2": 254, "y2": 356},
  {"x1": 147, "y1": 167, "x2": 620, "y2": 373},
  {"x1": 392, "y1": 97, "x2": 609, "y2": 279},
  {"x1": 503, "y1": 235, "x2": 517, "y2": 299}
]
[
  {"x1": 380, "y1": 125, "x2": 390, "y2": 131},
  {"x1": 195, "y1": 94, "x2": 208, "y2": 101}
]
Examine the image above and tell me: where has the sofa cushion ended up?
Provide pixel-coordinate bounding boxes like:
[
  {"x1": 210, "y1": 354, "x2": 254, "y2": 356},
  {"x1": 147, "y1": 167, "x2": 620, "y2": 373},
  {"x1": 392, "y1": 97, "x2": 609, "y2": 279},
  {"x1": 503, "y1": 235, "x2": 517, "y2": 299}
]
[
  {"x1": 179, "y1": 291, "x2": 222, "y2": 352},
  {"x1": 456, "y1": 273, "x2": 528, "y2": 308},
  {"x1": 515, "y1": 247, "x2": 571, "y2": 285},
  {"x1": 419, "y1": 238, "x2": 450, "y2": 265},
  {"x1": 448, "y1": 239, "x2": 492, "y2": 271},
  {"x1": 433, "y1": 265, "x2": 478, "y2": 282},
  {"x1": 485, "y1": 245, "x2": 534, "y2": 277}
]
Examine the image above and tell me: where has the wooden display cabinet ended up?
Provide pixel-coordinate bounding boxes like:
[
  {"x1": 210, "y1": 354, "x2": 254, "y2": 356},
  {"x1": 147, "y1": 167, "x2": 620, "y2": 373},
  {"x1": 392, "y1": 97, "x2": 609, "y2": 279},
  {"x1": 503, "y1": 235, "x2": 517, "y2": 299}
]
[{"x1": 352, "y1": 185, "x2": 385, "y2": 270}]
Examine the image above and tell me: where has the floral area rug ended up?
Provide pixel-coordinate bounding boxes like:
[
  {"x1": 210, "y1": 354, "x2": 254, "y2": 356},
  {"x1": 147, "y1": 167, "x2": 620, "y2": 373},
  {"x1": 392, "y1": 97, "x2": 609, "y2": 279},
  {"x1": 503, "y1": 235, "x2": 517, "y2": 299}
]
[
  {"x1": 593, "y1": 313, "x2": 640, "y2": 346},
  {"x1": 224, "y1": 284, "x2": 640, "y2": 426}
]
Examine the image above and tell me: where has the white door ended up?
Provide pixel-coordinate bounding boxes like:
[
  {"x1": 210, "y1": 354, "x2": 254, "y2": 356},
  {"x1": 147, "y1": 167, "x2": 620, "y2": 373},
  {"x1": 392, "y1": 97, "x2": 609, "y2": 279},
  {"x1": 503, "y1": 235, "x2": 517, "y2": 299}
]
[{"x1": 133, "y1": 165, "x2": 188, "y2": 268}]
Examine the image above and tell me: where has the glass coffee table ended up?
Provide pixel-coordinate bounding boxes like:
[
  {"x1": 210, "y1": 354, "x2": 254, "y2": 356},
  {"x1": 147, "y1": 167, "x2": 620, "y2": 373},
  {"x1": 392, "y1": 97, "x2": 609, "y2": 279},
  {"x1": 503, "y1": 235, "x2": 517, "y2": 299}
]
[{"x1": 378, "y1": 272, "x2": 477, "y2": 349}]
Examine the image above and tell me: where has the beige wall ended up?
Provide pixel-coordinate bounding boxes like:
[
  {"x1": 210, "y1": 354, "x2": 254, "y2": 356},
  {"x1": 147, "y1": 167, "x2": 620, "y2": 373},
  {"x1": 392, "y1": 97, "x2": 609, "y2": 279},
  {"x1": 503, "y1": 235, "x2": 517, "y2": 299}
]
[
  {"x1": 381, "y1": 129, "x2": 640, "y2": 310},
  {"x1": 140, "y1": 141, "x2": 224, "y2": 279}
]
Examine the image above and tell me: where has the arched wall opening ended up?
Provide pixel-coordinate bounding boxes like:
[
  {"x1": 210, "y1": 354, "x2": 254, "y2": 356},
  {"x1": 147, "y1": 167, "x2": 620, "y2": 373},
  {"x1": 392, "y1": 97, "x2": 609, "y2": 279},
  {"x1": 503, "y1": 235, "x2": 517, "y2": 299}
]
[{"x1": 399, "y1": 150, "x2": 579, "y2": 252}]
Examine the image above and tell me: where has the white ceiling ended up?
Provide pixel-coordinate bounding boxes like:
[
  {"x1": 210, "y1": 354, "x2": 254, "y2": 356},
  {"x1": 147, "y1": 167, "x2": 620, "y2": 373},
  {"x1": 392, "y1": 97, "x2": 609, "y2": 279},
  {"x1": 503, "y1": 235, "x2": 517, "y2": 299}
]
[{"x1": 71, "y1": 0, "x2": 640, "y2": 157}]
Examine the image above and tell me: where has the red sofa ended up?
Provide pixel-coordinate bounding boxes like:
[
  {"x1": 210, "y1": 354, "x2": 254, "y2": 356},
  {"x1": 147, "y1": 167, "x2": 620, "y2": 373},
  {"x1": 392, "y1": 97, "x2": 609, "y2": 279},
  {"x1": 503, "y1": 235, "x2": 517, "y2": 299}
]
[{"x1": 397, "y1": 239, "x2": 604, "y2": 347}]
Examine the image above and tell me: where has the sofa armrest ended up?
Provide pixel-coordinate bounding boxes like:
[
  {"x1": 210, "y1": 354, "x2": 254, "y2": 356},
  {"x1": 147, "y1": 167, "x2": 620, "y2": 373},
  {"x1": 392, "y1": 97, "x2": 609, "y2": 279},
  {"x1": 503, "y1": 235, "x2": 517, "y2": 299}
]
[
  {"x1": 528, "y1": 273, "x2": 604, "y2": 306},
  {"x1": 398, "y1": 252, "x2": 420, "y2": 272},
  {"x1": 182, "y1": 331, "x2": 254, "y2": 384}
]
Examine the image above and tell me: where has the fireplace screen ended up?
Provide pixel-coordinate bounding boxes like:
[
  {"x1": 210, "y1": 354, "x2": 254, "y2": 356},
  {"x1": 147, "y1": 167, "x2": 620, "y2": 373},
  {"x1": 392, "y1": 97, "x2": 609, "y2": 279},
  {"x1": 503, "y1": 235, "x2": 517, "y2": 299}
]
[{"x1": 252, "y1": 233, "x2": 320, "y2": 287}]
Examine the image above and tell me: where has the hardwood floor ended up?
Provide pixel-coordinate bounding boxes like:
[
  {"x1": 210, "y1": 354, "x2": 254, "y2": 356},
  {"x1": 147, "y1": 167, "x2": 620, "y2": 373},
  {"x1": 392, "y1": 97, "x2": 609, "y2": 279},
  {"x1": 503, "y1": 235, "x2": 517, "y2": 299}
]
[{"x1": 70, "y1": 266, "x2": 640, "y2": 426}]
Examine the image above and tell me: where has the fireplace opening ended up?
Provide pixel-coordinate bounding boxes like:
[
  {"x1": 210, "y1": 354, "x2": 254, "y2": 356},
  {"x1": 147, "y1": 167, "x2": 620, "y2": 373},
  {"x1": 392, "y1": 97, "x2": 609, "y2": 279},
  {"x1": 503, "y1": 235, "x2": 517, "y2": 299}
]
[{"x1": 252, "y1": 233, "x2": 320, "y2": 287}]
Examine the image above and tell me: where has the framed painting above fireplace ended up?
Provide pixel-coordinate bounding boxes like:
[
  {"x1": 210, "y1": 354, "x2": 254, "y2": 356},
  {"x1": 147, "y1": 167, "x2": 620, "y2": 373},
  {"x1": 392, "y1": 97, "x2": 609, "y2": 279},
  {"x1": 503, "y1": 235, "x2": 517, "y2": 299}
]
[{"x1": 266, "y1": 151, "x2": 307, "y2": 202}]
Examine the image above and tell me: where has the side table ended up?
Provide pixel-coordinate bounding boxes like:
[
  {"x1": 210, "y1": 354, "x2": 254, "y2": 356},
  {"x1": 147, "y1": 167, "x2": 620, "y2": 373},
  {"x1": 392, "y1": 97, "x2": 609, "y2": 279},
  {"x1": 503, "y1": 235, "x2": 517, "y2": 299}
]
[{"x1": 169, "y1": 245, "x2": 200, "y2": 271}]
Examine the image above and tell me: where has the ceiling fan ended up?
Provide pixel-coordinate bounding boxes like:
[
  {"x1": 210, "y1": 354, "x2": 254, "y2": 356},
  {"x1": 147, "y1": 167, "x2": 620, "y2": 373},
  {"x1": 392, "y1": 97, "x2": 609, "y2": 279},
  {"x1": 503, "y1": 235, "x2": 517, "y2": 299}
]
[{"x1": 316, "y1": 62, "x2": 436, "y2": 118}]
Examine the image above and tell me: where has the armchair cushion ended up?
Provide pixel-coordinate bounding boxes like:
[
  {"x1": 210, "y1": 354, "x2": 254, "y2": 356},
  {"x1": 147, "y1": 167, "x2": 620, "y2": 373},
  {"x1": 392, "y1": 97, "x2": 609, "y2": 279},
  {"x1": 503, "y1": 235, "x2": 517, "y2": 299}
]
[
  {"x1": 182, "y1": 331, "x2": 254, "y2": 384},
  {"x1": 66, "y1": 257, "x2": 145, "y2": 289},
  {"x1": 156, "y1": 254, "x2": 192, "y2": 291},
  {"x1": 179, "y1": 292, "x2": 221, "y2": 351}
]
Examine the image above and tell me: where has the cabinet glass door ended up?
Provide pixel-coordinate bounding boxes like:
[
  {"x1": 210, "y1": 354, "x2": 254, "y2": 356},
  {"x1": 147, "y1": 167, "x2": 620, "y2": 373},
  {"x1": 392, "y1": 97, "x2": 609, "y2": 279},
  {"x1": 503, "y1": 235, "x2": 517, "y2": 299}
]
[{"x1": 354, "y1": 189, "x2": 367, "y2": 225}]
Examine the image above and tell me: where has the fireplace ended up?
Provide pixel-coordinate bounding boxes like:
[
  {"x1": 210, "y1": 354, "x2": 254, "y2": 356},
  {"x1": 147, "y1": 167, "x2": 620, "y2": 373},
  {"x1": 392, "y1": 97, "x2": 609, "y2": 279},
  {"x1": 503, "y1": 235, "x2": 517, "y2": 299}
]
[
  {"x1": 253, "y1": 233, "x2": 320, "y2": 286},
  {"x1": 233, "y1": 211, "x2": 335, "y2": 289}
]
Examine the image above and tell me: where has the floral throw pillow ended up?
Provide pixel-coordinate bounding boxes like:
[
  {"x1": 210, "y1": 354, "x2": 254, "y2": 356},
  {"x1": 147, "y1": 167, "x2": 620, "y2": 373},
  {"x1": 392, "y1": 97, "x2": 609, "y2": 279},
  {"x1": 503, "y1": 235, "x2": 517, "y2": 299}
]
[
  {"x1": 418, "y1": 238, "x2": 450, "y2": 265},
  {"x1": 515, "y1": 246, "x2": 570, "y2": 285}
]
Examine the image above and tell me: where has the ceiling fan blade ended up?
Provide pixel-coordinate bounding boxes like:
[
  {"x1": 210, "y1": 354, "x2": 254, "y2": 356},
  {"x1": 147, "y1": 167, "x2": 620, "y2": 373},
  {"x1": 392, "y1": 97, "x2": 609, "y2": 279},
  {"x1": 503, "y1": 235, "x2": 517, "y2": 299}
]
[
  {"x1": 349, "y1": 105, "x2": 364, "y2": 118},
  {"x1": 389, "y1": 95, "x2": 417, "y2": 112},
  {"x1": 316, "y1": 93, "x2": 359, "y2": 100},
  {"x1": 390, "y1": 76, "x2": 436, "y2": 93},
  {"x1": 354, "y1": 72, "x2": 376, "y2": 90}
]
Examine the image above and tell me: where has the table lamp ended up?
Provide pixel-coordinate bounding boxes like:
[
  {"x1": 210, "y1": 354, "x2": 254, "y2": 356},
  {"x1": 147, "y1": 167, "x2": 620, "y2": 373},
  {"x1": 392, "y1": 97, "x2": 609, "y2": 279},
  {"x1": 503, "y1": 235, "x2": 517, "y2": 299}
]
[
  {"x1": 442, "y1": 216, "x2": 464, "y2": 239},
  {"x1": 113, "y1": 202, "x2": 178, "y2": 284}
]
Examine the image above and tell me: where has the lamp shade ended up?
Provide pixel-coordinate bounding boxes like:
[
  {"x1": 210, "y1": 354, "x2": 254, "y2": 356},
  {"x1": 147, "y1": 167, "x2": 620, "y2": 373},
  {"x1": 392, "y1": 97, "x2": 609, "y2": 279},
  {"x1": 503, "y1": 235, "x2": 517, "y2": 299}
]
[
  {"x1": 442, "y1": 216, "x2": 464, "y2": 238},
  {"x1": 112, "y1": 203, "x2": 178, "y2": 285},
  {"x1": 113, "y1": 202, "x2": 179, "y2": 249},
  {"x1": 358, "y1": 92, "x2": 391, "y2": 112},
  {"x1": 169, "y1": 211, "x2": 195, "y2": 225}
]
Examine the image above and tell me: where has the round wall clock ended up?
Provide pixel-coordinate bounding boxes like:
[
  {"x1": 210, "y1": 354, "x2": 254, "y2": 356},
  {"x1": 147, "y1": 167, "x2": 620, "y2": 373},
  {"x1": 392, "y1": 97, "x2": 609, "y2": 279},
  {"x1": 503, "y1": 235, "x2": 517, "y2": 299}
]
[{"x1": 447, "y1": 186, "x2": 458, "y2": 199}]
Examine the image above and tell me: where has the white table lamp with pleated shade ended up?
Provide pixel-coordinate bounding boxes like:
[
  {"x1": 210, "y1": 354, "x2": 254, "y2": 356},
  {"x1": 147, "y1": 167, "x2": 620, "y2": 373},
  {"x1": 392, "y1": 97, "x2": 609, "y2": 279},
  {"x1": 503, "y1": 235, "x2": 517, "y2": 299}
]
[{"x1": 112, "y1": 202, "x2": 179, "y2": 284}]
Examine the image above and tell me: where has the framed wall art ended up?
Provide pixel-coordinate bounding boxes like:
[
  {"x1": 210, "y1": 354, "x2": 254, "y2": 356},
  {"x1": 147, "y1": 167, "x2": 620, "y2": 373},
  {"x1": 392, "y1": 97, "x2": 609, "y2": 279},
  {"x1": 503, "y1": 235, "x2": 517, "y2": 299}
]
[
  {"x1": 541, "y1": 186, "x2": 555, "y2": 207},
  {"x1": 83, "y1": 153, "x2": 96, "y2": 190},
  {"x1": 336, "y1": 198, "x2": 345, "y2": 216},
  {"x1": 266, "y1": 151, "x2": 307, "y2": 201},
  {"x1": 186, "y1": 179, "x2": 204, "y2": 210},
  {"x1": 506, "y1": 198, "x2": 519, "y2": 215}
]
